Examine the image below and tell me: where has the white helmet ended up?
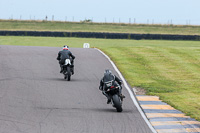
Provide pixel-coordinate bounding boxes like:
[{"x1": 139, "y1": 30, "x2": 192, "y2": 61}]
[{"x1": 63, "y1": 45, "x2": 69, "y2": 50}]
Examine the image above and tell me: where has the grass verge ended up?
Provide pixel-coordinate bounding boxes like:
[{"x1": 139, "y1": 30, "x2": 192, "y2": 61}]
[{"x1": 1, "y1": 19, "x2": 200, "y2": 35}]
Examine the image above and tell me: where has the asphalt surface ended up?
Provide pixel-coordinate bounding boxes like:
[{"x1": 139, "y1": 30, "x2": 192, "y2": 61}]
[{"x1": 0, "y1": 45, "x2": 152, "y2": 133}]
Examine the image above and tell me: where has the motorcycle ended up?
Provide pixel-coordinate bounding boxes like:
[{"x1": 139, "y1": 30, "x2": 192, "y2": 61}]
[
  {"x1": 103, "y1": 80, "x2": 123, "y2": 112},
  {"x1": 62, "y1": 59, "x2": 73, "y2": 81}
]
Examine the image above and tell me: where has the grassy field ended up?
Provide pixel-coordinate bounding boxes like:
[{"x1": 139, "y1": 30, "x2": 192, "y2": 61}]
[
  {"x1": 0, "y1": 36, "x2": 200, "y2": 121},
  {"x1": 1, "y1": 20, "x2": 200, "y2": 35}
]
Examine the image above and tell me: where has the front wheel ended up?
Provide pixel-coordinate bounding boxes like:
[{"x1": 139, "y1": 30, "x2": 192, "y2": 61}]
[{"x1": 112, "y1": 94, "x2": 122, "y2": 112}]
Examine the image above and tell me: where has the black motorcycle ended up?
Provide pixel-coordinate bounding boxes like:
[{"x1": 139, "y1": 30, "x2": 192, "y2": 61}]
[
  {"x1": 62, "y1": 59, "x2": 73, "y2": 81},
  {"x1": 103, "y1": 80, "x2": 123, "y2": 112}
]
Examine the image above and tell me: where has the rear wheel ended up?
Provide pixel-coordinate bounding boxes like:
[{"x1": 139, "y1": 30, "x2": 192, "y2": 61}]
[
  {"x1": 112, "y1": 94, "x2": 122, "y2": 112},
  {"x1": 63, "y1": 67, "x2": 67, "y2": 79},
  {"x1": 67, "y1": 66, "x2": 71, "y2": 81}
]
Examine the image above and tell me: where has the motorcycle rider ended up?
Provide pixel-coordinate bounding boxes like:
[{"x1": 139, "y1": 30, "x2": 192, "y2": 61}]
[
  {"x1": 99, "y1": 69, "x2": 125, "y2": 104},
  {"x1": 57, "y1": 45, "x2": 75, "y2": 74}
]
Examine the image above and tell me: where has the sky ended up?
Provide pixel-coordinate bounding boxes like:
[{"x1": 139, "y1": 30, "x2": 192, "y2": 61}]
[{"x1": 0, "y1": 0, "x2": 200, "y2": 25}]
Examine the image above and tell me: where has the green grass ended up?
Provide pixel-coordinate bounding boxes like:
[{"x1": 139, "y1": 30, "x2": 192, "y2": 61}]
[
  {"x1": 0, "y1": 36, "x2": 200, "y2": 121},
  {"x1": 1, "y1": 19, "x2": 200, "y2": 35}
]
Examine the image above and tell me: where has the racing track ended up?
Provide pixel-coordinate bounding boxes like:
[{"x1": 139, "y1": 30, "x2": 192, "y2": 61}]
[{"x1": 0, "y1": 45, "x2": 153, "y2": 133}]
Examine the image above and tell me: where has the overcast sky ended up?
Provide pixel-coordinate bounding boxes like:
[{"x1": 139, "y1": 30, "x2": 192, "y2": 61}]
[{"x1": 0, "y1": 0, "x2": 200, "y2": 25}]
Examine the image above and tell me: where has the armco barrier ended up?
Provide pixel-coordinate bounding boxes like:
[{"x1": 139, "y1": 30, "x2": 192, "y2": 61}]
[{"x1": 0, "y1": 30, "x2": 200, "y2": 40}]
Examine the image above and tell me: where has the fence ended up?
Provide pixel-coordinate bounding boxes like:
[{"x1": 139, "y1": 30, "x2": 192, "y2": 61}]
[{"x1": 0, "y1": 30, "x2": 200, "y2": 40}]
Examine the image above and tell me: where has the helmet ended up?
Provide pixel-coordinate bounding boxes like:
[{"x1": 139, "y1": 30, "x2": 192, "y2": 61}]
[
  {"x1": 104, "y1": 69, "x2": 112, "y2": 75},
  {"x1": 63, "y1": 45, "x2": 69, "y2": 50}
]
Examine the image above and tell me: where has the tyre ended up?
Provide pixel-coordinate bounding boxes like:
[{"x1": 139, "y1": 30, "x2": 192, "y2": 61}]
[
  {"x1": 67, "y1": 66, "x2": 71, "y2": 81},
  {"x1": 112, "y1": 94, "x2": 122, "y2": 112},
  {"x1": 63, "y1": 68, "x2": 67, "y2": 79}
]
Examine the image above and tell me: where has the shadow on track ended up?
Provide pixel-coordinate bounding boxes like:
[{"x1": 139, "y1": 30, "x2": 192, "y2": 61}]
[
  {"x1": 34, "y1": 105, "x2": 133, "y2": 113},
  {"x1": 45, "y1": 77, "x2": 87, "y2": 82}
]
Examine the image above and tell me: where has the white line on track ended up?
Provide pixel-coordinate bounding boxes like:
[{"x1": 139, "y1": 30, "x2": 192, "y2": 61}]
[{"x1": 96, "y1": 48, "x2": 157, "y2": 133}]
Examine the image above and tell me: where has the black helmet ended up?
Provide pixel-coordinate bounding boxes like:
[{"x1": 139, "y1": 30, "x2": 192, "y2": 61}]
[{"x1": 104, "y1": 69, "x2": 112, "y2": 75}]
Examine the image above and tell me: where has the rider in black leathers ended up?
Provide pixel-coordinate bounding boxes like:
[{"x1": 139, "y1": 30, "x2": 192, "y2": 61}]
[
  {"x1": 99, "y1": 69, "x2": 125, "y2": 104},
  {"x1": 57, "y1": 45, "x2": 75, "y2": 74}
]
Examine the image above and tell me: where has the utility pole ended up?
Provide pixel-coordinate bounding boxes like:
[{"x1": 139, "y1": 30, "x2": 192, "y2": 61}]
[
  {"x1": 52, "y1": 15, "x2": 54, "y2": 21},
  {"x1": 45, "y1": 15, "x2": 48, "y2": 21}
]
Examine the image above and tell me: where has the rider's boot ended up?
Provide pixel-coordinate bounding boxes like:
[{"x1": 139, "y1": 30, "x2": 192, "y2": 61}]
[
  {"x1": 102, "y1": 91, "x2": 111, "y2": 104},
  {"x1": 120, "y1": 94, "x2": 125, "y2": 101},
  {"x1": 107, "y1": 98, "x2": 111, "y2": 104},
  {"x1": 72, "y1": 69, "x2": 74, "y2": 75},
  {"x1": 71, "y1": 65, "x2": 74, "y2": 75},
  {"x1": 60, "y1": 67, "x2": 63, "y2": 73}
]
